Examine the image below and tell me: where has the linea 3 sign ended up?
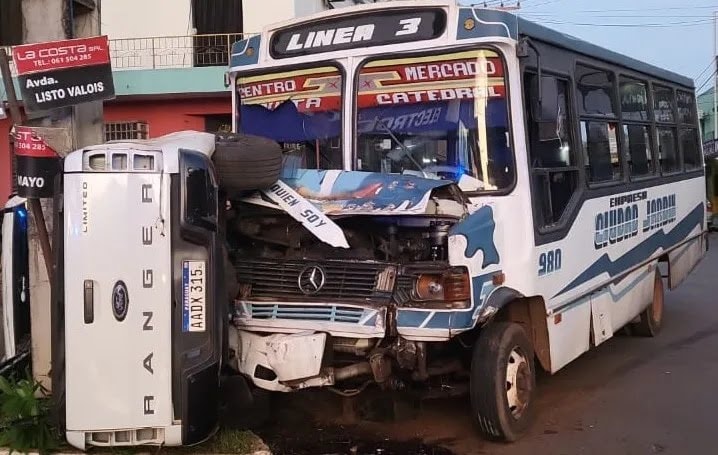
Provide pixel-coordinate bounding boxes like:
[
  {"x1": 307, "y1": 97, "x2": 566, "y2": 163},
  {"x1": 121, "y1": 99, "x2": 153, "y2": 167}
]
[{"x1": 12, "y1": 35, "x2": 115, "y2": 113}]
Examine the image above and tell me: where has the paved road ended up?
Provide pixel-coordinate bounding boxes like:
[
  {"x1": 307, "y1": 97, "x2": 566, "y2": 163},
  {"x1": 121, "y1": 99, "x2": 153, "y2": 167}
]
[{"x1": 260, "y1": 234, "x2": 718, "y2": 455}]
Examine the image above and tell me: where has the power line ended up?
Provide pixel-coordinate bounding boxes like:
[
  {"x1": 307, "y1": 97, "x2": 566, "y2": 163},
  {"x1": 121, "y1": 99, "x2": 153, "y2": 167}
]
[
  {"x1": 695, "y1": 59, "x2": 717, "y2": 83},
  {"x1": 696, "y1": 69, "x2": 718, "y2": 94},
  {"x1": 531, "y1": 18, "x2": 714, "y2": 27},
  {"x1": 696, "y1": 76, "x2": 716, "y2": 97},
  {"x1": 524, "y1": 13, "x2": 715, "y2": 18},
  {"x1": 525, "y1": 5, "x2": 718, "y2": 12},
  {"x1": 521, "y1": 0, "x2": 563, "y2": 8}
]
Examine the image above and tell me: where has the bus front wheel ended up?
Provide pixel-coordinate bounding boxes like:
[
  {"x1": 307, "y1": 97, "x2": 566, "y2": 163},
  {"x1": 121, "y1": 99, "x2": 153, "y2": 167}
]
[{"x1": 470, "y1": 322, "x2": 536, "y2": 442}]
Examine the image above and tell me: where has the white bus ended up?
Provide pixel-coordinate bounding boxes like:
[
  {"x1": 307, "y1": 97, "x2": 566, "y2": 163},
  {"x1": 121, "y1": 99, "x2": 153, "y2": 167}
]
[
  {"x1": 5, "y1": 0, "x2": 705, "y2": 449},
  {"x1": 224, "y1": 0, "x2": 707, "y2": 442}
]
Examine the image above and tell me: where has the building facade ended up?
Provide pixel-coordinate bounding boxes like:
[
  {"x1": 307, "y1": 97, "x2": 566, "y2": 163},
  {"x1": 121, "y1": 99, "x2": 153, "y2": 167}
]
[{"x1": 0, "y1": 0, "x2": 351, "y2": 204}]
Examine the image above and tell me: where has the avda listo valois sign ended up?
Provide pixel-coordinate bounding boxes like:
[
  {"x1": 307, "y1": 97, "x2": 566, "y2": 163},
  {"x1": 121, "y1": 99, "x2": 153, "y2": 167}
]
[
  {"x1": 13, "y1": 126, "x2": 61, "y2": 198},
  {"x1": 13, "y1": 36, "x2": 115, "y2": 113}
]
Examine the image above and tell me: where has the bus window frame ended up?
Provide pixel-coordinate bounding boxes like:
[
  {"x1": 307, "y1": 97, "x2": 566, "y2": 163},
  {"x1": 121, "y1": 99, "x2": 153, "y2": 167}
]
[
  {"x1": 522, "y1": 67, "x2": 584, "y2": 234},
  {"x1": 234, "y1": 60, "x2": 348, "y2": 170},
  {"x1": 574, "y1": 59, "x2": 627, "y2": 189},
  {"x1": 676, "y1": 88, "x2": 702, "y2": 172},
  {"x1": 651, "y1": 83, "x2": 685, "y2": 177},
  {"x1": 524, "y1": 40, "x2": 704, "y2": 247},
  {"x1": 351, "y1": 45, "x2": 518, "y2": 197},
  {"x1": 617, "y1": 74, "x2": 657, "y2": 182}
]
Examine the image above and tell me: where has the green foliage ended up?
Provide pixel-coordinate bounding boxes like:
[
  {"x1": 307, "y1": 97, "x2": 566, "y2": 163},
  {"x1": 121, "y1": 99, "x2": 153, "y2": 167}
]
[{"x1": 0, "y1": 374, "x2": 60, "y2": 454}]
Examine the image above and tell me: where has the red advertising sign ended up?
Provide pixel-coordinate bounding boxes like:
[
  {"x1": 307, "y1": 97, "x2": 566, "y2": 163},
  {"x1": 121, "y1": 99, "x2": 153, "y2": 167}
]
[
  {"x1": 13, "y1": 126, "x2": 58, "y2": 158},
  {"x1": 12, "y1": 126, "x2": 61, "y2": 198},
  {"x1": 12, "y1": 36, "x2": 111, "y2": 76}
]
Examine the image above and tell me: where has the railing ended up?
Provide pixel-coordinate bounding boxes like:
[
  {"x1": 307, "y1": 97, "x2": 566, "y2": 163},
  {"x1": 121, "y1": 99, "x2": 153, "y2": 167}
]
[
  {"x1": 0, "y1": 33, "x2": 251, "y2": 76},
  {"x1": 110, "y1": 33, "x2": 249, "y2": 70}
]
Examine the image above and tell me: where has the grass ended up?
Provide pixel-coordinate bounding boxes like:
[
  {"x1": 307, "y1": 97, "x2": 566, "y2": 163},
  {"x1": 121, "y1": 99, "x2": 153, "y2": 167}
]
[{"x1": 193, "y1": 429, "x2": 264, "y2": 454}]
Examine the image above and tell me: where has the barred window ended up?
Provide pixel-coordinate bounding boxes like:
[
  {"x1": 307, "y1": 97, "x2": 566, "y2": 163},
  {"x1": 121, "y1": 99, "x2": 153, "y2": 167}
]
[{"x1": 104, "y1": 121, "x2": 149, "y2": 142}]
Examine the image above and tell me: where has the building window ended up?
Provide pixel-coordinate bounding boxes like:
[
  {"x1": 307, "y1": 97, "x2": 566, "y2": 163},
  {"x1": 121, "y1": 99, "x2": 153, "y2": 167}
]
[
  {"x1": 104, "y1": 121, "x2": 149, "y2": 142},
  {"x1": 0, "y1": 0, "x2": 22, "y2": 46}
]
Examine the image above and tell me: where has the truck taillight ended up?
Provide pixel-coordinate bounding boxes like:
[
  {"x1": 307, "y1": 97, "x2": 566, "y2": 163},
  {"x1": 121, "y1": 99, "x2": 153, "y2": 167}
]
[{"x1": 83, "y1": 150, "x2": 162, "y2": 172}]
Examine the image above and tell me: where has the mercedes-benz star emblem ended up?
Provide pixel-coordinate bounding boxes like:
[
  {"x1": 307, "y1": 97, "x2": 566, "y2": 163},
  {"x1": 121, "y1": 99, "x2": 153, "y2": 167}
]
[{"x1": 298, "y1": 265, "x2": 326, "y2": 295}]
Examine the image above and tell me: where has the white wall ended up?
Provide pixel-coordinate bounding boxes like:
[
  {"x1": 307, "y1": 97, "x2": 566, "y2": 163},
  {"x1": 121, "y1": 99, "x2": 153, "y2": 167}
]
[
  {"x1": 101, "y1": 0, "x2": 193, "y2": 39},
  {"x1": 294, "y1": 0, "x2": 327, "y2": 19},
  {"x1": 103, "y1": 0, "x2": 334, "y2": 37},
  {"x1": 102, "y1": 0, "x2": 331, "y2": 69},
  {"x1": 243, "y1": 0, "x2": 328, "y2": 33}
]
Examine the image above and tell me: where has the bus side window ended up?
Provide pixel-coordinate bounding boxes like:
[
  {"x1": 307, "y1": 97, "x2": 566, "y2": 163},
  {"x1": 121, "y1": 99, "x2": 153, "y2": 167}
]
[{"x1": 524, "y1": 73, "x2": 579, "y2": 229}]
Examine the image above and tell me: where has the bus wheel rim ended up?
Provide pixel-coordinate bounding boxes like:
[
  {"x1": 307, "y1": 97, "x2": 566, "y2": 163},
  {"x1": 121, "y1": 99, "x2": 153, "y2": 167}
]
[{"x1": 506, "y1": 346, "x2": 530, "y2": 419}]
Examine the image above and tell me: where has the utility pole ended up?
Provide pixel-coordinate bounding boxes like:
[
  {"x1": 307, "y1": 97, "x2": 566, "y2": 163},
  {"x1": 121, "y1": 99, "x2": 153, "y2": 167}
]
[
  {"x1": 713, "y1": 11, "x2": 717, "y2": 142},
  {"x1": 18, "y1": 0, "x2": 104, "y2": 392}
]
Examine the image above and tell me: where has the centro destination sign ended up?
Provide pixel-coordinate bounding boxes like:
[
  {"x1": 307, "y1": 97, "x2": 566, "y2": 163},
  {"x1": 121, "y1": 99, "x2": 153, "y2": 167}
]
[
  {"x1": 270, "y1": 8, "x2": 447, "y2": 58},
  {"x1": 13, "y1": 36, "x2": 115, "y2": 113}
]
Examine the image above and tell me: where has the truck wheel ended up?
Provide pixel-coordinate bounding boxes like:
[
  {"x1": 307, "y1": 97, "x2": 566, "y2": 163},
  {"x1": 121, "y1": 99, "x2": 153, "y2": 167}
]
[
  {"x1": 213, "y1": 133, "x2": 282, "y2": 195},
  {"x1": 470, "y1": 322, "x2": 535, "y2": 442},
  {"x1": 632, "y1": 271, "x2": 664, "y2": 337}
]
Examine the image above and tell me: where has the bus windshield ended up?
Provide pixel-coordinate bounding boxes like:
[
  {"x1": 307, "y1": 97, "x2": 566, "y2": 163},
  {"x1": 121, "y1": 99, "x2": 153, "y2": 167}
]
[
  {"x1": 237, "y1": 65, "x2": 344, "y2": 170},
  {"x1": 356, "y1": 49, "x2": 513, "y2": 191}
]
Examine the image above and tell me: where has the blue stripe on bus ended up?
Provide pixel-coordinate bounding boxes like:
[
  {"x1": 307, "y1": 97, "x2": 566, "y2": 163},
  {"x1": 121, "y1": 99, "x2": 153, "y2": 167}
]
[
  {"x1": 395, "y1": 272, "x2": 496, "y2": 330},
  {"x1": 554, "y1": 203, "x2": 704, "y2": 299},
  {"x1": 456, "y1": 8, "x2": 518, "y2": 40},
  {"x1": 230, "y1": 35, "x2": 261, "y2": 67}
]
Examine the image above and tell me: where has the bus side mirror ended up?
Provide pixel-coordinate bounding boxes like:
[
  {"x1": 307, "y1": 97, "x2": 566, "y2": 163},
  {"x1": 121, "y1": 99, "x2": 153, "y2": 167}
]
[{"x1": 530, "y1": 76, "x2": 560, "y2": 123}]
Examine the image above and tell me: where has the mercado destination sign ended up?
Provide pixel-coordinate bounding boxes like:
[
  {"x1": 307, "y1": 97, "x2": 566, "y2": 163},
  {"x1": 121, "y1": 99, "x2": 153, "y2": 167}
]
[{"x1": 270, "y1": 8, "x2": 447, "y2": 58}]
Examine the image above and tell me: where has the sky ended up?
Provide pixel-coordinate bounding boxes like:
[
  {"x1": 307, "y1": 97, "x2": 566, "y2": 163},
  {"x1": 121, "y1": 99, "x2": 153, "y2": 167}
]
[{"x1": 460, "y1": 0, "x2": 717, "y2": 94}]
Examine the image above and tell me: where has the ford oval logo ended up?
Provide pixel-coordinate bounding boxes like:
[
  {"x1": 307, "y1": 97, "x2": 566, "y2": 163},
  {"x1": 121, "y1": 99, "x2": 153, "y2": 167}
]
[{"x1": 112, "y1": 281, "x2": 129, "y2": 321}]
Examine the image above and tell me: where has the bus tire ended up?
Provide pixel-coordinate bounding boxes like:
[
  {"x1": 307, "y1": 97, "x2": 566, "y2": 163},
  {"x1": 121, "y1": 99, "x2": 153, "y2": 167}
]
[
  {"x1": 213, "y1": 133, "x2": 282, "y2": 194},
  {"x1": 470, "y1": 322, "x2": 535, "y2": 442},
  {"x1": 632, "y1": 271, "x2": 664, "y2": 337}
]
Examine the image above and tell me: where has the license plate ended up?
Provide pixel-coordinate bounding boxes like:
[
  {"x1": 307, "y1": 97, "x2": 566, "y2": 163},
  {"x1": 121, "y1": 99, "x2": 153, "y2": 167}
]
[{"x1": 182, "y1": 261, "x2": 206, "y2": 332}]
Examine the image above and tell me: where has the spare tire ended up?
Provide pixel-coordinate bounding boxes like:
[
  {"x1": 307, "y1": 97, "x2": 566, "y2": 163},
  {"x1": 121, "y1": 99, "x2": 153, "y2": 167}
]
[{"x1": 213, "y1": 133, "x2": 282, "y2": 194}]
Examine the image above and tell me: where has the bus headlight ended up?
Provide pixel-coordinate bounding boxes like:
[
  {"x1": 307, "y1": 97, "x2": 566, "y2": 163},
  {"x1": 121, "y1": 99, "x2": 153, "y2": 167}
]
[{"x1": 413, "y1": 268, "x2": 471, "y2": 306}]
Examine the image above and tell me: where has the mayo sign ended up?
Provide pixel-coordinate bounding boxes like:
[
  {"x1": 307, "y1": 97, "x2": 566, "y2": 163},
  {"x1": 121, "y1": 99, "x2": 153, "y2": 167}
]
[
  {"x1": 12, "y1": 36, "x2": 115, "y2": 113},
  {"x1": 12, "y1": 126, "x2": 61, "y2": 198}
]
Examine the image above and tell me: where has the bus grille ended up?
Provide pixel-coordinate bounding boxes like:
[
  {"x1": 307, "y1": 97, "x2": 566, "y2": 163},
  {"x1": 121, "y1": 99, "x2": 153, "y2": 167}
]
[
  {"x1": 235, "y1": 260, "x2": 396, "y2": 302},
  {"x1": 248, "y1": 304, "x2": 365, "y2": 323}
]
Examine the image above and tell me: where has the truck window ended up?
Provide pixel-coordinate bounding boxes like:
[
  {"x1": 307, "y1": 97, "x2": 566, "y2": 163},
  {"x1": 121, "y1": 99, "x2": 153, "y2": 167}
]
[{"x1": 181, "y1": 150, "x2": 217, "y2": 232}]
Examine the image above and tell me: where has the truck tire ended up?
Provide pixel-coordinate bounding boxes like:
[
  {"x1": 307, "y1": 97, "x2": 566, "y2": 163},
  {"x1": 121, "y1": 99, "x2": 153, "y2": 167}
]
[
  {"x1": 631, "y1": 271, "x2": 664, "y2": 337},
  {"x1": 213, "y1": 133, "x2": 282, "y2": 194},
  {"x1": 470, "y1": 322, "x2": 535, "y2": 442}
]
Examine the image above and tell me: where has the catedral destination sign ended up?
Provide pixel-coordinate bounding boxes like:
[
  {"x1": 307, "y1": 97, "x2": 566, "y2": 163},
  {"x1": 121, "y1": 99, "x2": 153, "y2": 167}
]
[{"x1": 13, "y1": 35, "x2": 115, "y2": 112}]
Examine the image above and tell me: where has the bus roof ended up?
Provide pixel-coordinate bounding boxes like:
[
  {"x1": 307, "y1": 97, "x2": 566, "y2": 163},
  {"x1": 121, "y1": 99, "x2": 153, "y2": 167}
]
[
  {"x1": 231, "y1": 1, "x2": 694, "y2": 88},
  {"x1": 460, "y1": 8, "x2": 693, "y2": 88},
  {"x1": 514, "y1": 15, "x2": 694, "y2": 88}
]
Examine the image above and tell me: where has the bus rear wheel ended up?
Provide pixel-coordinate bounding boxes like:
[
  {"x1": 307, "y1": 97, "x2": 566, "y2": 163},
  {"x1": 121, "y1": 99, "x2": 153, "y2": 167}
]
[
  {"x1": 632, "y1": 270, "x2": 664, "y2": 337},
  {"x1": 470, "y1": 322, "x2": 535, "y2": 442}
]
